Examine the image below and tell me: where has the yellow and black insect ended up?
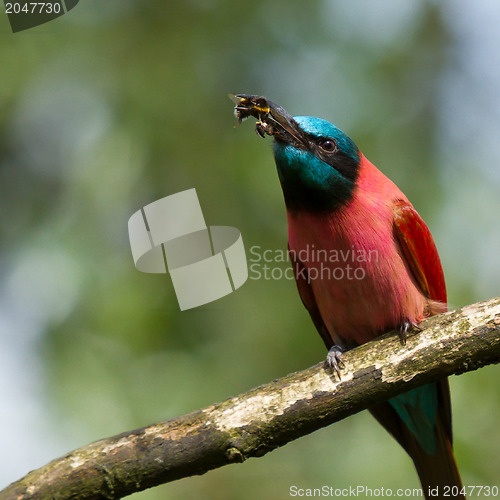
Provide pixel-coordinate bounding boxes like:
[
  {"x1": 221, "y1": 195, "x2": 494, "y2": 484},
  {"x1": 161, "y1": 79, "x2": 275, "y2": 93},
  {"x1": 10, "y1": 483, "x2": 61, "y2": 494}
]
[{"x1": 229, "y1": 94, "x2": 306, "y2": 145}]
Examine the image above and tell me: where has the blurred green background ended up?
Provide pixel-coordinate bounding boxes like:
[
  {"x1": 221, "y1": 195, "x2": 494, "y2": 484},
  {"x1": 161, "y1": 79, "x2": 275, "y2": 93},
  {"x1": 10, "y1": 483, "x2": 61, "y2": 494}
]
[{"x1": 1, "y1": 0, "x2": 499, "y2": 498}]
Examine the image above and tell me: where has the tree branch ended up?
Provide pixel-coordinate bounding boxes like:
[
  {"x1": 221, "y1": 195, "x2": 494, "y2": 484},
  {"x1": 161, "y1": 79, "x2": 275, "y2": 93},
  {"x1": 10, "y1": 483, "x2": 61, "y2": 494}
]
[{"x1": 2, "y1": 297, "x2": 500, "y2": 500}]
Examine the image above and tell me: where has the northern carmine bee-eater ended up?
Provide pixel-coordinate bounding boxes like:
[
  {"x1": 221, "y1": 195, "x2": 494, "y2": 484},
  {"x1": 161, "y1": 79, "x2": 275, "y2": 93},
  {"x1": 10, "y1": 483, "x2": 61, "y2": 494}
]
[{"x1": 232, "y1": 94, "x2": 463, "y2": 498}]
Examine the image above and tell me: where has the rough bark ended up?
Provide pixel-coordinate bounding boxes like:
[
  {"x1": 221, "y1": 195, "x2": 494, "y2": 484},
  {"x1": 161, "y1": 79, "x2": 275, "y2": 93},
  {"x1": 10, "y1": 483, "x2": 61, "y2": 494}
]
[{"x1": 2, "y1": 297, "x2": 500, "y2": 500}]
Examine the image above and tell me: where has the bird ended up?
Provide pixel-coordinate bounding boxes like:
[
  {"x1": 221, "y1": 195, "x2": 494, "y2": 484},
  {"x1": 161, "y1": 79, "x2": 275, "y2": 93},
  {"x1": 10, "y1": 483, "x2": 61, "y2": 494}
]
[{"x1": 232, "y1": 94, "x2": 464, "y2": 498}]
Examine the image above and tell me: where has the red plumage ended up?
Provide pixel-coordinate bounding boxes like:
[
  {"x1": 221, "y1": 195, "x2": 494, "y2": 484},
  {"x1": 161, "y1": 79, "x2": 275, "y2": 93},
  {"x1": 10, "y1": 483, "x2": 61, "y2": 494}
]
[{"x1": 288, "y1": 154, "x2": 444, "y2": 346}]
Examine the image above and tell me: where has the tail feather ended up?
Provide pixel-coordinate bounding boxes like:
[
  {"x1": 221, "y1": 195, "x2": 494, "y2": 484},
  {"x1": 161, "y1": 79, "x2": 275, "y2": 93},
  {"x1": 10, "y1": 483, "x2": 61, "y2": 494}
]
[
  {"x1": 409, "y1": 418, "x2": 464, "y2": 498},
  {"x1": 369, "y1": 379, "x2": 464, "y2": 499}
]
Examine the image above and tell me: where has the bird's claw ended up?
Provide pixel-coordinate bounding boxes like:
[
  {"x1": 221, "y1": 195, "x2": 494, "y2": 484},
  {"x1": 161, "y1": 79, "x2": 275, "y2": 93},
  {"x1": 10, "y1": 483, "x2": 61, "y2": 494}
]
[
  {"x1": 399, "y1": 320, "x2": 421, "y2": 345},
  {"x1": 326, "y1": 345, "x2": 345, "y2": 379}
]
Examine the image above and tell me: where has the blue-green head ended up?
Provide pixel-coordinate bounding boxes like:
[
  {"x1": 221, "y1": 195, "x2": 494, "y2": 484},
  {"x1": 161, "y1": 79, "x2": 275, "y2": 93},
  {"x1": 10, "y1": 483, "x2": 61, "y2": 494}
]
[{"x1": 272, "y1": 115, "x2": 360, "y2": 212}]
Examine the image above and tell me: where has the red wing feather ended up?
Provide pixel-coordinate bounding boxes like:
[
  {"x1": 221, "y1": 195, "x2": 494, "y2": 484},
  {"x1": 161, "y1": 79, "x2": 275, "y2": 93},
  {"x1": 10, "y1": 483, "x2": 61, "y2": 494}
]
[{"x1": 393, "y1": 199, "x2": 447, "y2": 305}]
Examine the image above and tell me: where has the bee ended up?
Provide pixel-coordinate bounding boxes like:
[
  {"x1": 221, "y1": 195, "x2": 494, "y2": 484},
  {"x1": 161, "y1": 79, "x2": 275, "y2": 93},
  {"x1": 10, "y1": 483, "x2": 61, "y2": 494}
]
[
  {"x1": 230, "y1": 93, "x2": 308, "y2": 147},
  {"x1": 229, "y1": 94, "x2": 271, "y2": 125}
]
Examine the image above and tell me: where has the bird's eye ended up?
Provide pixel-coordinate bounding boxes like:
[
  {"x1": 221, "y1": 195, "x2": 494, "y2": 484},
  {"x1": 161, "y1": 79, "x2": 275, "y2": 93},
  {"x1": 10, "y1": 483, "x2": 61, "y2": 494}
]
[{"x1": 318, "y1": 139, "x2": 337, "y2": 153}]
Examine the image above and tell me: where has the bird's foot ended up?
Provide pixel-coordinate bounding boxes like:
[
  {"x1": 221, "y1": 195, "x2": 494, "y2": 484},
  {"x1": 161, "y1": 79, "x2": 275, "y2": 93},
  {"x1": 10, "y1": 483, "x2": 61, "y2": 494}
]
[
  {"x1": 398, "y1": 320, "x2": 422, "y2": 345},
  {"x1": 326, "y1": 345, "x2": 345, "y2": 379}
]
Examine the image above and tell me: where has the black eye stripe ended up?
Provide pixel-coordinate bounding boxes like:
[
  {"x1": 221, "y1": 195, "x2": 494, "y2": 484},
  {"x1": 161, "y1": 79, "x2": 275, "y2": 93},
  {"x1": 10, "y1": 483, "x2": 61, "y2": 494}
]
[{"x1": 303, "y1": 135, "x2": 359, "y2": 183}]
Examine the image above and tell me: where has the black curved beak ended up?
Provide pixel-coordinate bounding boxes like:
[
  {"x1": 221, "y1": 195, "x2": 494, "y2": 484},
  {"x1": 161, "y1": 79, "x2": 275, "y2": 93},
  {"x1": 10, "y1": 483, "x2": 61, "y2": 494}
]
[{"x1": 230, "y1": 94, "x2": 308, "y2": 148}]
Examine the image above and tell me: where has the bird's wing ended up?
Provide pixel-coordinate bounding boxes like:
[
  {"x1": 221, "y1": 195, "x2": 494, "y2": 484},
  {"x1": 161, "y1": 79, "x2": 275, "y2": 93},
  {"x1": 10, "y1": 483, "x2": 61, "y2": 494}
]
[
  {"x1": 288, "y1": 245, "x2": 334, "y2": 350},
  {"x1": 393, "y1": 199, "x2": 447, "y2": 304},
  {"x1": 392, "y1": 198, "x2": 452, "y2": 438}
]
